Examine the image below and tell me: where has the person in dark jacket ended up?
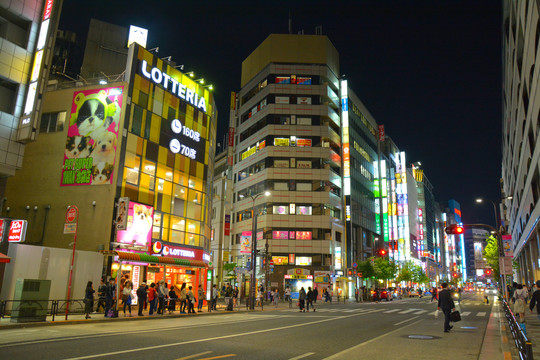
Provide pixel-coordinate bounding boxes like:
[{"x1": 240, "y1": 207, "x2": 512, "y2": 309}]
[
  {"x1": 136, "y1": 283, "x2": 147, "y2": 316},
  {"x1": 299, "y1": 287, "x2": 306, "y2": 312},
  {"x1": 104, "y1": 278, "x2": 116, "y2": 317},
  {"x1": 168, "y1": 285, "x2": 178, "y2": 313},
  {"x1": 437, "y1": 283, "x2": 455, "y2": 332},
  {"x1": 96, "y1": 279, "x2": 107, "y2": 313},
  {"x1": 306, "y1": 287, "x2": 316, "y2": 312},
  {"x1": 529, "y1": 280, "x2": 540, "y2": 321},
  {"x1": 84, "y1": 281, "x2": 95, "y2": 319}
]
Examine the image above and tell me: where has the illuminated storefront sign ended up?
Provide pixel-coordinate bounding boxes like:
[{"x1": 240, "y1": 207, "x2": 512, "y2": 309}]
[
  {"x1": 296, "y1": 231, "x2": 312, "y2": 240},
  {"x1": 272, "y1": 230, "x2": 289, "y2": 239},
  {"x1": 340, "y1": 80, "x2": 351, "y2": 196},
  {"x1": 335, "y1": 246, "x2": 342, "y2": 270},
  {"x1": 127, "y1": 25, "x2": 148, "y2": 48},
  {"x1": 170, "y1": 119, "x2": 200, "y2": 159},
  {"x1": 117, "y1": 201, "x2": 154, "y2": 246},
  {"x1": 296, "y1": 139, "x2": 312, "y2": 147},
  {"x1": 272, "y1": 256, "x2": 288, "y2": 265},
  {"x1": 8, "y1": 220, "x2": 27, "y2": 242},
  {"x1": 140, "y1": 60, "x2": 207, "y2": 112},
  {"x1": 152, "y1": 241, "x2": 210, "y2": 263},
  {"x1": 274, "y1": 138, "x2": 289, "y2": 146},
  {"x1": 296, "y1": 257, "x2": 312, "y2": 266},
  {"x1": 61, "y1": 87, "x2": 123, "y2": 186}
]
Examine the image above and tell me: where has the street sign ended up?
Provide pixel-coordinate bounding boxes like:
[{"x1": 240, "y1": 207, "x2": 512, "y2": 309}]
[
  {"x1": 269, "y1": 259, "x2": 274, "y2": 266},
  {"x1": 500, "y1": 256, "x2": 513, "y2": 275},
  {"x1": 352, "y1": 262, "x2": 357, "y2": 268},
  {"x1": 64, "y1": 223, "x2": 77, "y2": 234},
  {"x1": 66, "y1": 207, "x2": 77, "y2": 223}
]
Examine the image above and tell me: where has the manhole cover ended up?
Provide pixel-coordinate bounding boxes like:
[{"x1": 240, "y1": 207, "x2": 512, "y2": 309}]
[
  {"x1": 408, "y1": 335, "x2": 435, "y2": 340},
  {"x1": 460, "y1": 326, "x2": 477, "y2": 329}
]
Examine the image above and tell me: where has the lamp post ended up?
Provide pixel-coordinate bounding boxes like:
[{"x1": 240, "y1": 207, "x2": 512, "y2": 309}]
[{"x1": 242, "y1": 191, "x2": 270, "y2": 310}]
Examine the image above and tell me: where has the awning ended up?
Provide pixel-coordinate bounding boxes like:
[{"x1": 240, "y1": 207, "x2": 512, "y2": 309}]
[
  {"x1": 0, "y1": 252, "x2": 10, "y2": 263},
  {"x1": 113, "y1": 251, "x2": 207, "y2": 268}
]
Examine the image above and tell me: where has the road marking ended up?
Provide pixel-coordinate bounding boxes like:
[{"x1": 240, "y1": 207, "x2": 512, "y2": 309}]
[
  {"x1": 176, "y1": 351, "x2": 212, "y2": 359},
  {"x1": 0, "y1": 315, "x2": 287, "y2": 348},
  {"x1": 394, "y1": 316, "x2": 419, "y2": 326},
  {"x1": 477, "y1": 312, "x2": 486, "y2": 317},
  {"x1": 383, "y1": 309, "x2": 400, "y2": 313},
  {"x1": 61, "y1": 310, "x2": 380, "y2": 360},
  {"x1": 413, "y1": 310, "x2": 427, "y2": 315},
  {"x1": 288, "y1": 352, "x2": 315, "y2": 360},
  {"x1": 323, "y1": 319, "x2": 423, "y2": 359},
  {"x1": 198, "y1": 355, "x2": 236, "y2": 360},
  {"x1": 398, "y1": 309, "x2": 415, "y2": 314},
  {"x1": 461, "y1": 312, "x2": 471, "y2": 316}
]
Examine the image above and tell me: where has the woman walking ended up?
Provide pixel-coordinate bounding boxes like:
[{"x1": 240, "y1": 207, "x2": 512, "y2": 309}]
[
  {"x1": 84, "y1": 281, "x2": 95, "y2": 319},
  {"x1": 187, "y1": 286, "x2": 196, "y2": 313},
  {"x1": 299, "y1": 287, "x2": 306, "y2": 312},
  {"x1": 122, "y1": 280, "x2": 133, "y2": 317},
  {"x1": 179, "y1": 283, "x2": 187, "y2": 314},
  {"x1": 513, "y1": 283, "x2": 528, "y2": 323}
]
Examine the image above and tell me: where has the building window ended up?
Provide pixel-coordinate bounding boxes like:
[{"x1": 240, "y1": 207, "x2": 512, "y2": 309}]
[
  {"x1": 0, "y1": 78, "x2": 17, "y2": 114},
  {"x1": 39, "y1": 112, "x2": 66, "y2": 133},
  {"x1": 0, "y1": 8, "x2": 31, "y2": 48}
]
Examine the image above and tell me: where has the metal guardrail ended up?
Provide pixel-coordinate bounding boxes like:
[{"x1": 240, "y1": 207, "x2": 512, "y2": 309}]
[{"x1": 502, "y1": 298, "x2": 534, "y2": 360}]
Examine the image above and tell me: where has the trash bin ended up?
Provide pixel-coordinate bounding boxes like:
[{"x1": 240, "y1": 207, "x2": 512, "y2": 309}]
[{"x1": 225, "y1": 297, "x2": 233, "y2": 311}]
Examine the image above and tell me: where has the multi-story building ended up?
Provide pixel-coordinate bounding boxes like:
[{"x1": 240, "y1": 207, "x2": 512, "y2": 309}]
[
  {"x1": 228, "y1": 34, "x2": 345, "y2": 297},
  {"x1": 501, "y1": 0, "x2": 540, "y2": 284}
]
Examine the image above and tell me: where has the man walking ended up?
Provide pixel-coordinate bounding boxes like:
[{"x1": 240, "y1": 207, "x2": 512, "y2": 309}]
[
  {"x1": 437, "y1": 283, "x2": 455, "y2": 333},
  {"x1": 529, "y1": 280, "x2": 540, "y2": 321},
  {"x1": 96, "y1": 279, "x2": 107, "y2": 312},
  {"x1": 431, "y1": 286, "x2": 438, "y2": 302},
  {"x1": 104, "y1": 278, "x2": 116, "y2": 317},
  {"x1": 136, "y1": 282, "x2": 147, "y2": 316}
]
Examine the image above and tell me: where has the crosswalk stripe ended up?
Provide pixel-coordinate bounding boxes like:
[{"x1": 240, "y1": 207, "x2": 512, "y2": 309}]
[
  {"x1": 413, "y1": 310, "x2": 427, "y2": 315},
  {"x1": 398, "y1": 309, "x2": 415, "y2": 314},
  {"x1": 461, "y1": 312, "x2": 471, "y2": 316},
  {"x1": 429, "y1": 311, "x2": 437, "y2": 316},
  {"x1": 384, "y1": 309, "x2": 401, "y2": 313},
  {"x1": 477, "y1": 312, "x2": 486, "y2": 317}
]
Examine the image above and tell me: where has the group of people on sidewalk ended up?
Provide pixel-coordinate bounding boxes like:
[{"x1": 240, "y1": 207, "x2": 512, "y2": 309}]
[
  {"x1": 508, "y1": 280, "x2": 540, "y2": 334},
  {"x1": 83, "y1": 276, "x2": 208, "y2": 319}
]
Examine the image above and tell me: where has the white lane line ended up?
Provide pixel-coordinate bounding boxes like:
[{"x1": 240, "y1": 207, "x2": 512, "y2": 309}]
[
  {"x1": 323, "y1": 319, "x2": 423, "y2": 359},
  {"x1": 384, "y1": 309, "x2": 401, "y2": 313},
  {"x1": 176, "y1": 351, "x2": 212, "y2": 360},
  {"x1": 477, "y1": 312, "x2": 487, "y2": 317},
  {"x1": 61, "y1": 310, "x2": 381, "y2": 360},
  {"x1": 398, "y1": 309, "x2": 415, "y2": 314},
  {"x1": 0, "y1": 315, "x2": 287, "y2": 348},
  {"x1": 461, "y1": 312, "x2": 471, "y2": 316},
  {"x1": 394, "y1": 316, "x2": 419, "y2": 326},
  {"x1": 288, "y1": 352, "x2": 315, "y2": 360},
  {"x1": 413, "y1": 310, "x2": 427, "y2": 315}
]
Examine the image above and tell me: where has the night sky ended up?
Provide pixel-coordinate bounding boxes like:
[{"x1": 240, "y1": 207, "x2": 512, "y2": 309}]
[{"x1": 59, "y1": 0, "x2": 502, "y2": 227}]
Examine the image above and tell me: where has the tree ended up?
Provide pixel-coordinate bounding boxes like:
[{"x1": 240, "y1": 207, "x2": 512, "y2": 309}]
[
  {"x1": 483, "y1": 235, "x2": 500, "y2": 279},
  {"x1": 412, "y1": 266, "x2": 430, "y2": 285},
  {"x1": 356, "y1": 260, "x2": 375, "y2": 279},
  {"x1": 222, "y1": 262, "x2": 238, "y2": 284},
  {"x1": 372, "y1": 257, "x2": 397, "y2": 284},
  {"x1": 396, "y1": 261, "x2": 414, "y2": 283}
]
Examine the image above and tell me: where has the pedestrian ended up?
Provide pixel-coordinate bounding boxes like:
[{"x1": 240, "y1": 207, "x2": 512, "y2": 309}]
[
  {"x1": 456, "y1": 287, "x2": 462, "y2": 304},
  {"x1": 530, "y1": 280, "x2": 540, "y2": 322},
  {"x1": 180, "y1": 282, "x2": 188, "y2": 313},
  {"x1": 256, "y1": 286, "x2": 263, "y2": 307},
  {"x1": 122, "y1": 280, "x2": 133, "y2": 317},
  {"x1": 513, "y1": 283, "x2": 528, "y2": 324},
  {"x1": 211, "y1": 284, "x2": 218, "y2": 311},
  {"x1": 84, "y1": 281, "x2": 95, "y2": 319},
  {"x1": 273, "y1": 288, "x2": 280, "y2": 307},
  {"x1": 355, "y1": 288, "x2": 359, "y2": 302},
  {"x1": 187, "y1": 286, "x2": 196, "y2": 313},
  {"x1": 104, "y1": 278, "x2": 116, "y2": 317},
  {"x1": 431, "y1": 287, "x2": 438, "y2": 302},
  {"x1": 233, "y1": 286, "x2": 239, "y2": 307},
  {"x1": 284, "y1": 286, "x2": 291, "y2": 304},
  {"x1": 325, "y1": 288, "x2": 331, "y2": 303},
  {"x1": 157, "y1": 280, "x2": 167, "y2": 315},
  {"x1": 418, "y1": 288, "x2": 423, "y2": 298},
  {"x1": 136, "y1": 282, "x2": 147, "y2": 316},
  {"x1": 299, "y1": 287, "x2": 306, "y2": 312},
  {"x1": 198, "y1": 285, "x2": 205, "y2": 312},
  {"x1": 168, "y1": 285, "x2": 178, "y2": 314},
  {"x1": 96, "y1": 279, "x2": 107, "y2": 313},
  {"x1": 306, "y1": 287, "x2": 315, "y2": 312},
  {"x1": 148, "y1": 283, "x2": 157, "y2": 315},
  {"x1": 313, "y1": 287, "x2": 318, "y2": 303},
  {"x1": 437, "y1": 283, "x2": 456, "y2": 333}
]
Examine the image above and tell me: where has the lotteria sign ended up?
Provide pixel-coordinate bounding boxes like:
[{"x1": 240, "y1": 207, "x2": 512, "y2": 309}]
[
  {"x1": 152, "y1": 241, "x2": 210, "y2": 263},
  {"x1": 140, "y1": 60, "x2": 207, "y2": 113}
]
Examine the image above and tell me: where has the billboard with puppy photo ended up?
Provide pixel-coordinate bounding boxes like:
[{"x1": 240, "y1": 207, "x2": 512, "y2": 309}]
[
  {"x1": 61, "y1": 86, "x2": 123, "y2": 186},
  {"x1": 116, "y1": 201, "x2": 154, "y2": 247}
]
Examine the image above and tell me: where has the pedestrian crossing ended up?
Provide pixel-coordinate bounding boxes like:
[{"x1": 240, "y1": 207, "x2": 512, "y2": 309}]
[{"x1": 280, "y1": 307, "x2": 489, "y2": 317}]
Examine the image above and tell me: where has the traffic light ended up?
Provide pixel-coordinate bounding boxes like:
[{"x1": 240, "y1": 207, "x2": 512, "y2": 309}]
[
  {"x1": 452, "y1": 272, "x2": 458, "y2": 278},
  {"x1": 347, "y1": 268, "x2": 353, "y2": 276},
  {"x1": 485, "y1": 269, "x2": 492, "y2": 276},
  {"x1": 377, "y1": 249, "x2": 387, "y2": 256},
  {"x1": 445, "y1": 224, "x2": 465, "y2": 235}
]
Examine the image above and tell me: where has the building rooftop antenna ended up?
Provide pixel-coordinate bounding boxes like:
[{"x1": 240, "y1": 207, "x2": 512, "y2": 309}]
[{"x1": 288, "y1": 10, "x2": 292, "y2": 34}]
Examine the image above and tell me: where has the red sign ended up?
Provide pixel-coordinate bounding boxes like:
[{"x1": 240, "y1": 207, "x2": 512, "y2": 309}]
[
  {"x1": 224, "y1": 214, "x2": 230, "y2": 236},
  {"x1": 378, "y1": 125, "x2": 385, "y2": 141},
  {"x1": 8, "y1": 220, "x2": 27, "y2": 242},
  {"x1": 43, "y1": 0, "x2": 54, "y2": 20},
  {"x1": 228, "y1": 127, "x2": 235, "y2": 147},
  {"x1": 66, "y1": 207, "x2": 77, "y2": 223},
  {"x1": 0, "y1": 219, "x2": 4, "y2": 241},
  {"x1": 152, "y1": 241, "x2": 210, "y2": 263}
]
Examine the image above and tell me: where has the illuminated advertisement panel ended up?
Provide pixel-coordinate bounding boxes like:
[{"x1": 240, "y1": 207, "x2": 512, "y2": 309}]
[
  {"x1": 296, "y1": 231, "x2": 312, "y2": 240},
  {"x1": 128, "y1": 25, "x2": 148, "y2": 48},
  {"x1": 272, "y1": 256, "x2": 289, "y2": 265},
  {"x1": 117, "y1": 201, "x2": 154, "y2": 246},
  {"x1": 373, "y1": 160, "x2": 381, "y2": 234},
  {"x1": 272, "y1": 230, "x2": 289, "y2": 240},
  {"x1": 380, "y1": 160, "x2": 389, "y2": 242},
  {"x1": 340, "y1": 80, "x2": 351, "y2": 196},
  {"x1": 61, "y1": 87, "x2": 123, "y2": 186}
]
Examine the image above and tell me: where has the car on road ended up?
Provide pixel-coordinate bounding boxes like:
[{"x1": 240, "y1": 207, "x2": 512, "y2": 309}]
[
  {"x1": 485, "y1": 287, "x2": 498, "y2": 295},
  {"x1": 371, "y1": 288, "x2": 392, "y2": 301}
]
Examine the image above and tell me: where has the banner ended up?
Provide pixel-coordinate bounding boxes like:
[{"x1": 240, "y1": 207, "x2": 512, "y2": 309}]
[
  {"x1": 61, "y1": 87, "x2": 123, "y2": 186},
  {"x1": 240, "y1": 231, "x2": 251, "y2": 253},
  {"x1": 117, "y1": 201, "x2": 153, "y2": 246}
]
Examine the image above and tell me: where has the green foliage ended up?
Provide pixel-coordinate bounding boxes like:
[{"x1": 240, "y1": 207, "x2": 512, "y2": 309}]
[
  {"x1": 223, "y1": 262, "x2": 237, "y2": 279},
  {"x1": 372, "y1": 257, "x2": 398, "y2": 281},
  {"x1": 356, "y1": 260, "x2": 375, "y2": 278},
  {"x1": 396, "y1": 261, "x2": 414, "y2": 283},
  {"x1": 483, "y1": 235, "x2": 500, "y2": 279}
]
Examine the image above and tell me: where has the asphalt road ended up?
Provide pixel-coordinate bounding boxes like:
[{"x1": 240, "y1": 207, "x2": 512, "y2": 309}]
[{"x1": 0, "y1": 292, "x2": 495, "y2": 360}]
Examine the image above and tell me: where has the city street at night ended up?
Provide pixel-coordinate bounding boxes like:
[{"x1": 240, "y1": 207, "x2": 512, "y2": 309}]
[{"x1": 0, "y1": 293, "x2": 501, "y2": 360}]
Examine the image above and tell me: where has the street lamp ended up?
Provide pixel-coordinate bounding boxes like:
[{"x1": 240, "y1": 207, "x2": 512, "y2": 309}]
[{"x1": 240, "y1": 190, "x2": 270, "y2": 310}]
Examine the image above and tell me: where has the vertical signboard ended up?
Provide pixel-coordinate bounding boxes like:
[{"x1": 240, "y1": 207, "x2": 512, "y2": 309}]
[
  {"x1": 240, "y1": 231, "x2": 251, "y2": 253},
  {"x1": 340, "y1": 80, "x2": 351, "y2": 196},
  {"x1": 117, "y1": 201, "x2": 154, "y2": 247},
  {"x1": 61, "y1": 87, "x2": 123, "y2": 186},
  {"x1": 224, "y1": 214, "x2": 231, "y2": 236},
  {"x1": 502, "y1": 235, "x2": 513, "y2": 257}
]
